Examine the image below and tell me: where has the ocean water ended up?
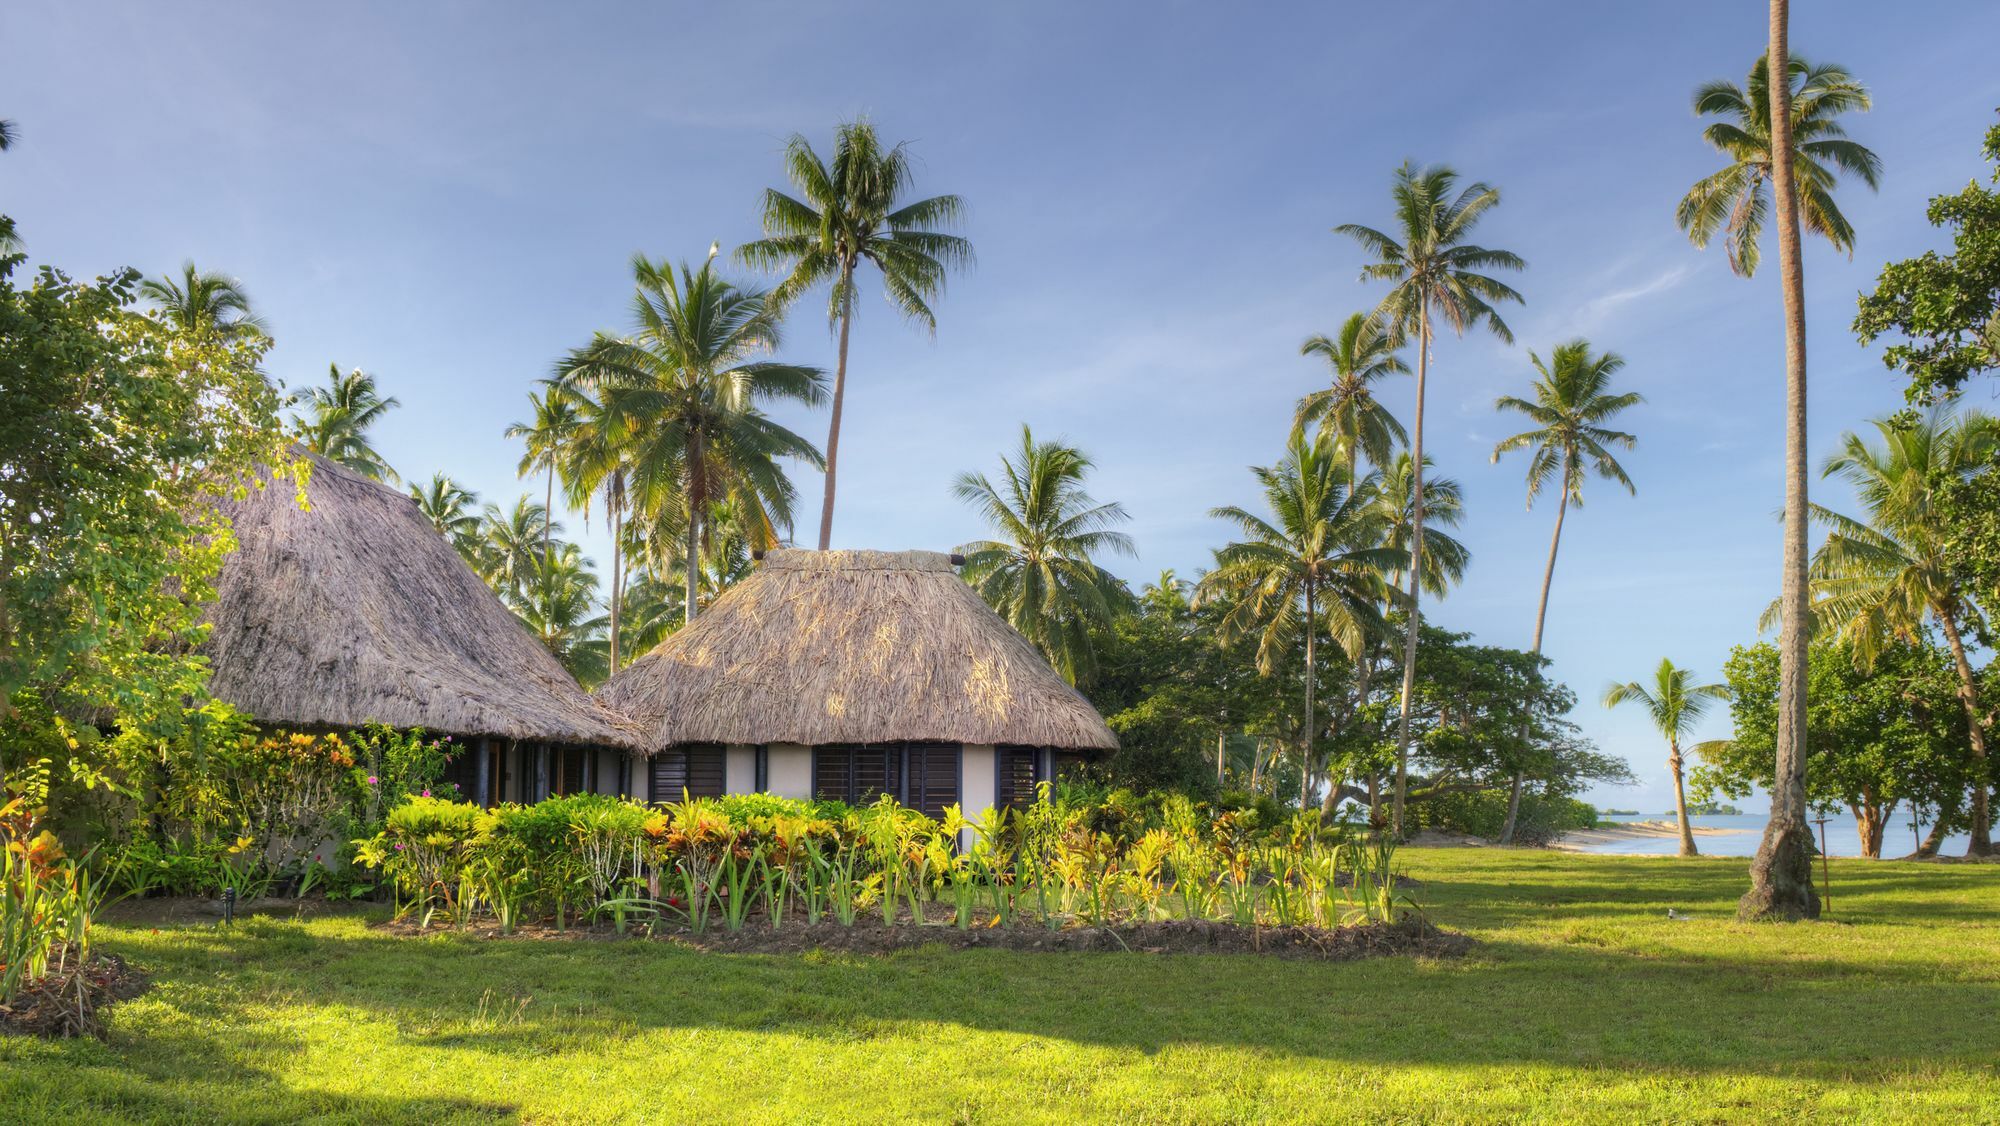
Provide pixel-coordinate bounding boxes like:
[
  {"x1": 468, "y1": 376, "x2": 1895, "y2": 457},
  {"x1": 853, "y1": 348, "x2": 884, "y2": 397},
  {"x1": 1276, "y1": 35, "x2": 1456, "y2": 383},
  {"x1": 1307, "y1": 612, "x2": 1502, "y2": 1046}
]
[{"x1": 1581, "y1": 811, "x2": 1974, "y2": 859}]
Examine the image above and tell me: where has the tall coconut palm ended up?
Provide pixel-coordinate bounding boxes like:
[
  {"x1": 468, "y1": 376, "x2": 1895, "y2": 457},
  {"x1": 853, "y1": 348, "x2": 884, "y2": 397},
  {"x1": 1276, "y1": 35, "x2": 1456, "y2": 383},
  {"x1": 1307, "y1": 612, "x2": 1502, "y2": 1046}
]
[
  {"x1": 1676, "y1": 54, "x2": 1880, "y2": 278},
  {"x1": 1295, "y1": 312, "x2": 1410, "y2": 483},
  {"x1": 410, "y1": 472, "x2": 482, "y2": 556},
  {"x1": 505, "y1": 385, "x2": 579, "y2": 576},
  {"x1": 1199, "y1": 428, "x2": 1403, "y2": 807},
  {"x1": 1794, "y1": 410, "x2": 2000, "y2": 856},
  {"x1": 1731, "y1": 5, "x2": 1867, "y2": 921},
  {"x1": 1369, "y1": 452, "x2": 1471, "y2": 598},
  {"x1": 139, "y1": 262, "x2": 268, "y2": 342},
  {"x1": 953, "y1": 426, "x2": 1136, "y2": 684},
  {"x1": 557, "y1": 253, "x2": 826, "y2": 663},
  {"x1": 1490, "y1": 340, "x2": 1642, "y2": 842},
  {"x1": 1338, "y1": 162, "x2": 1524, "y2": 836},
  {"x1": 1604, "y1": 659, "x2": 1728, "y2": 857},
  {"x1": 737, "y1": 120, "x2": 972, "y2": 550},
  {"x1": 291, "y1": 365, "x2": 400, "y2": 484}
]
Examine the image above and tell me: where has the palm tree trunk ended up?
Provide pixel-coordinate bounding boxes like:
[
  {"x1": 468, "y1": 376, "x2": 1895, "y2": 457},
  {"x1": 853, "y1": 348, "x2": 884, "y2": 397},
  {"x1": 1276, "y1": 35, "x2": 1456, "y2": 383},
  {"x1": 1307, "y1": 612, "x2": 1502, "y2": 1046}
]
[
  {"x1": 1500, "y1": 489, "x2": 1571, "y2": 845},
  {"x1": 684, "y1": 502, "x2": 701, "y2": 626},
  {"x1": 608, "y1": 489, "x2": 622, "y2": 675},
  {"x1": 1302, "y1": 581, "x2": 1317, "y2": 809},
  {"x1": 816, "y1": 261, "x2": 856, "y2": 551},
  {"x1": 1669, "y1": 740, "x2": 1698, "y2": 857},
  {"x1": 1935, "y1": 610, "x2": 1993, "y2": 856},
  {"x1": 543, "y1": 465, "x2": 554, "y2": 574},
  {"x1": 1391, "y1": 304, "x2": 1431, "y2": 838},
  {"x1": 1741, "y1": 0, "x2": 1821, "y2": 921}
]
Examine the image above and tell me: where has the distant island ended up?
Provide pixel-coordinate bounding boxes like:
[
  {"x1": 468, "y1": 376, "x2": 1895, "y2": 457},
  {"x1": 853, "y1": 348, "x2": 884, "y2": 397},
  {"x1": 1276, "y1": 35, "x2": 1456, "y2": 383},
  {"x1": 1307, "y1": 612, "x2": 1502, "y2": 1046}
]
[
  {"x1": 1600, "y1": 808, "x2": 1640, "y2": 816},
  {"x1": 1671, "y1": 802, "x2": 1743, "y2": 817}
]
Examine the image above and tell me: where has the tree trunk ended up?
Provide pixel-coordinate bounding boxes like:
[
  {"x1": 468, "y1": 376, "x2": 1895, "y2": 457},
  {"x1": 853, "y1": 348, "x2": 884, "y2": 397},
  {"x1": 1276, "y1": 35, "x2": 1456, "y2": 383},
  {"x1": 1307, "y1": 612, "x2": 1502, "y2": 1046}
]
[
  {"x1": 608, "y1": 487, "x2": 622, "y2": 675},
  {"x1": 816, "y1": 261, "x2": 856, "y2": 551},
  {"x1": 684, "y1": 500, "x2": 701, "y2": 626},
  {"x1": 1850, "y1": 796, "x2": 1889, "y2": 860},
  {"x1": 1668, "y1": 741, "x2": 1698, "y2": 857},
  {"x1": 1302, "y1": 581, "x2": 1317, "y2": 809},
  {"x1": 1741, "y1": 0, "x2": 1821, "y2": 921},
  {"x1": 1391, "y1": 303, "x2": 1431, "y2": 838},
  {"x1": 1500, "y1": 489, "x2": 1571, "y2": 845},
  {"x1": 543, "y1": 465, "x2": 554, "y2": 575},
  {"x1": 1935, "y1": 610, "x2": 1993, "y2": 856},
  {"x1": 1914, "y1": 815, "x2": 1950, "y2": 859}
]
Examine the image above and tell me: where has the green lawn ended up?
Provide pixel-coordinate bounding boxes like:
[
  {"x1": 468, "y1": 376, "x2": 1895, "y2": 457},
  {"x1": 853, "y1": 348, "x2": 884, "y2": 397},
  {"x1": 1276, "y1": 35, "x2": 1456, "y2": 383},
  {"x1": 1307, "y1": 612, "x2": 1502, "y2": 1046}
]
[{"x1": 2, "y1": 850, "x2": 1995, "y2": 1124}]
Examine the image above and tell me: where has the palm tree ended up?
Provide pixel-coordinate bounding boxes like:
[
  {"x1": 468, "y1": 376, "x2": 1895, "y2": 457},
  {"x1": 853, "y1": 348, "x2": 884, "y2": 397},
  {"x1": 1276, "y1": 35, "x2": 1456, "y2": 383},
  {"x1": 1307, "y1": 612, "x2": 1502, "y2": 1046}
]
[
  {"x1": 1796, "y1": 410, "x2": 2000, "y2": 856},
  {"x1": 1730, "y1": 6, "x2": 1871, "y2": 921},
  {"x1": 1338, "y1": 162, "x2": 1525, "y2": 836},
  {"x1": 1676, "y1": 54, "x2": 1880, "y2": 278},
  {"x1": 1368, "y1": 452, "x2": 1470, "y2": 599},
  {"x1": 1198, "y1": 428, "x2": 1403, "y2": 808},
  {"x1": 738, "y1": 120, "x2": 972, "y2": 550},
  {"x1": 139, "y1": 262, "x2": 268, "y2": 342},
  {"x1": 1604, "y1": 659, "x2": 1728, "y2": 857},
  {"x1": 1295, "y1": 312, "x2": 1409, "y2": 483},
  {"x1": 410, "y1": 472, "x2": 482, "y2": 556},
  {"x1": 505, "y1": 385, "x2": 580, "y2": 577},
  {"x1": 953, "y1": 426, "x2": 1136, "y2": 684},
  {"x1": 512, "y1": 541, "x2": 608, "y2": 687},
  {"x1": 0, "y1": 120, "x2": 15, "y2": 150},
  {"x1": 556, "y1": 253, "x2": 826, "y2": 665},
  {"x1": 1490, "y1": 341, "x2": 1642, "y2": 842},
  {"x1": 290, "y1": 365, "x2": 400, "y2": 483},
  {"x1": 478, "y1": 496, "x2": 558, "y2": 601}
]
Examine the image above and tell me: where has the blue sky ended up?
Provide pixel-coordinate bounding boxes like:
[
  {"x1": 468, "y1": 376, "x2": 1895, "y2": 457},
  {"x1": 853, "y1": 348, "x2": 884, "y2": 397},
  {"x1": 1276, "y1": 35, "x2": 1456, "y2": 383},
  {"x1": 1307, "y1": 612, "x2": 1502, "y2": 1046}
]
[{"x1": 7, "y1": 1, "x2": 1999, "y2": 811}]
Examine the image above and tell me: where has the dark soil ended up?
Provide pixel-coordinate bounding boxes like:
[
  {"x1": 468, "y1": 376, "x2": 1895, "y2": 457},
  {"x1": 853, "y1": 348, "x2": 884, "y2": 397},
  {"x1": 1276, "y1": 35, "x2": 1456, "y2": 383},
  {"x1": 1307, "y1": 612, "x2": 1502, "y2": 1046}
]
[
  {"x1": 0, "y1": 951, "x2": 150, "y2": 1040},
  {"x1": 379, "y1": 911, "x2": 1472, "y2": 962}
]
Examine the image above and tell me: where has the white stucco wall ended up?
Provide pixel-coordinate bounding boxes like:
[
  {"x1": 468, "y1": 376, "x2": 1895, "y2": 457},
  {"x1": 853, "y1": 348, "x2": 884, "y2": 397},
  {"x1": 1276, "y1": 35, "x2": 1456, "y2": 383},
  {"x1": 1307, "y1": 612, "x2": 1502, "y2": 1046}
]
[
  {"x1": 725, "y1": 744, "x2": 758, "y2": 794},
  {"x1": 960, "y1": 743, "x2": 996, "y2": 849},
  {"x1": 766, "y1": 743, "x2": 813, "y2": 799}
]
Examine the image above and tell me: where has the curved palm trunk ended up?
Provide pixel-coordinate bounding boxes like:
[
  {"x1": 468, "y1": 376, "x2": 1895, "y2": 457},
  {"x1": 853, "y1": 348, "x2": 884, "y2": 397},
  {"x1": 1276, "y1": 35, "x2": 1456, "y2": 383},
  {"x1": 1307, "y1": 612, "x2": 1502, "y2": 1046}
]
[
  {"x1": 1302, "y1": 581, "x2": 1317, "y2": 809},
  {"x1": 816, "y1": 261, "x2": 856, "y2": 551},
  {"x1": 608, "y1": 489, "x2": 623, "y2": 675},
  {"x1": 543, "y1": 465, "x2": 554, "y2": 574},
  {"x1": 1391, "y1": 304, "x2": 1431, "y2": 838},
  {"x1": 684, "y1": 502, "x2": 701, "y2": 627},
  {"x1": 1741, "y1": 0, "x2": 1821, "y2": 921},
  {"x1": 1935, "y1": 611, "x2": 1993, "y2": 856},
  {"x1": 1499, "y1": 490, "x2": 1571, "y2": 845},
  {"x1": 1668, "y1": 739, "x2": 1698, "y2": 857}
]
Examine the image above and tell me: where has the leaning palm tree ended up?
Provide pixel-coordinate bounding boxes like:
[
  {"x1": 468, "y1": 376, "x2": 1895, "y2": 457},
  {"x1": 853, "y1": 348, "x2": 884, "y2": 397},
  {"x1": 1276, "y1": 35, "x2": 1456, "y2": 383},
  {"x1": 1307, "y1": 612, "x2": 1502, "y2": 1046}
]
[
  {"x1": 290, "y1": 365, "x2": 400, "y2": 483},
  {"x1": 1490, "y1": 341, "x2": 1642, "y2": 841},
  {"x1": 0, "y1": 120, "x2": 15, "y2": 150},
  {"x1": 1338, "y1": 162, "x2": 1524, "y2": 836},
  {"x1": 1295, "y1": 312, "x2": 1409, "y2": 483},
  {"x1": 557, "y1": 253, "x2": 826, "y2": 660},
  {"x1": 1198, "y1": 428, "x2": 1403, "y2": 808},
  {"x1": 953, "y1": 426, "x2": 1136, "y2": 684},
  {"x1": 505, "y1": 384, "x2": 580, "y2": 576},
  {"x1": 409, "y1": 472, "x2": 482, "y2": 556},
  {"x1": 1793, "y1": 410, "x2": 2000, "y2": 856},
  {"x1": 1676, "y1": 54, "x2": 1880, "y2": 278},
  {"x1": 737, "y1": 120, "x2": 972, "y2": 550},
  {"x1": 1604, "y1": 659, "x2": 1728, "y2": 857},
  {"x1": 139, "y1": 262, "x2": 268, "y2": 342}
]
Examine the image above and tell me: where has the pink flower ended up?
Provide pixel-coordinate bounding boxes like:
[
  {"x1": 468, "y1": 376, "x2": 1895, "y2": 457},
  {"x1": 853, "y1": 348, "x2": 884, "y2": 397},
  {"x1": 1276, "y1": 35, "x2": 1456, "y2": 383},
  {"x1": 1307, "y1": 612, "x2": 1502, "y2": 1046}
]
[
  {"x1": 366, "y1": 776, "x2": 378, "y2": 785},
  {"x1": 421, "y1": 789, "x2": 432, "y2": 798},
  {"x1": 393, "y1": 842, "x2": 405, "y2": 851}
]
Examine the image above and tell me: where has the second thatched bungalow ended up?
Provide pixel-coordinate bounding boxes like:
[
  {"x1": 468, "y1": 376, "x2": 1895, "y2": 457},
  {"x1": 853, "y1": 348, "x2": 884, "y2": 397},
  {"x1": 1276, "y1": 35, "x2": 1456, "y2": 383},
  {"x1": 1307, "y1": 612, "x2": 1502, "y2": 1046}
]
[
  {"x1": 595, "y1": 548, "x2": 1118, "y2": 823},
  {"x1": 202, "y1": 452, "x2": 638, "y2": 801}
]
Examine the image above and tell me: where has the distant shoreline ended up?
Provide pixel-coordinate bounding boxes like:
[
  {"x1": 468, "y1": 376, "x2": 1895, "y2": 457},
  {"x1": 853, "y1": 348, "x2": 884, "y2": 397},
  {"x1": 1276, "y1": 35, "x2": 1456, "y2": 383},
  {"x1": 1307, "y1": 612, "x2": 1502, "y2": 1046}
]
[{"x1": 1552, "y1": 819, "x2": 1748, "y2": 852}]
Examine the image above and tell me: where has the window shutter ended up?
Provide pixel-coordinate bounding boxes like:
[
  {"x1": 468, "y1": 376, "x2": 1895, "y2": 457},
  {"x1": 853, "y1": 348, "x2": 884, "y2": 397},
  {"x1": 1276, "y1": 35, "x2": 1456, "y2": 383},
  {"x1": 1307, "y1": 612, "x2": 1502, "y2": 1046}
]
[
  {"x1": 650, "y1": 751, "x2": 690, "y2": 803},
  {"x1": 686, "y1": 745, "x2": 726, "y2": 799},
  {"x1": 998, "y1": 746, "x2": 1040, "y2": 808}
]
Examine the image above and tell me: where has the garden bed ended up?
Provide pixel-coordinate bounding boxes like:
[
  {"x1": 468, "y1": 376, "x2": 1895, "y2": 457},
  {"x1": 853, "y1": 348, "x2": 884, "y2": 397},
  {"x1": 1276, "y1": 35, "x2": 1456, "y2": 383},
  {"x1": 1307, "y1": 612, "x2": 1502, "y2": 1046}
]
[
  {"x1": 0, "y1": 950, "x2": 150, "y2": 1040},
  {"x1": 379, "y1": 912, "x2": 1472, "y2": 961}
]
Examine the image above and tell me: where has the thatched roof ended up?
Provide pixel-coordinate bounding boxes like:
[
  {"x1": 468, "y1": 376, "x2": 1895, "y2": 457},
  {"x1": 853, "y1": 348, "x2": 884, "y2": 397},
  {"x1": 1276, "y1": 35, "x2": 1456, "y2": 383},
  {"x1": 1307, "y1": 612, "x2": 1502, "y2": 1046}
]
[
  {"x1": 199, "y1": 452, "x2": 636, "y2": 747},
  {"x1": 597, "y1": 548, "x2": 1118, "y2": 753}
]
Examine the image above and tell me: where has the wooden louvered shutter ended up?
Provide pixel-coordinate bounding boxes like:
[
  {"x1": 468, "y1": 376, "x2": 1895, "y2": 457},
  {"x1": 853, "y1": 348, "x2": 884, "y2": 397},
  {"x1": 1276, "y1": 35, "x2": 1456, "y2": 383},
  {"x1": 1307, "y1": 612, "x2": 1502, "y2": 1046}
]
[
  {"x1": 853, "y1": 746, "x2": 894, "y2": 805},
  {"x1": 559, "y1": 747, "x2": 585, "y2": 795},
  {"x1": 686, "y1": 744, "x2": 727, "y2": 799},
  {"x1": 813, "y1": 747, "x2": 849, "y2": 803},
  {"x1": 903, "y1": 743, "x2": 960, "y2": 820},
  {"x1": 998, "y1": 746, "x2": 1039, "y2": 808},
  {"x1": 650, "y1": 750, "x2": 690, "y2": 803}
]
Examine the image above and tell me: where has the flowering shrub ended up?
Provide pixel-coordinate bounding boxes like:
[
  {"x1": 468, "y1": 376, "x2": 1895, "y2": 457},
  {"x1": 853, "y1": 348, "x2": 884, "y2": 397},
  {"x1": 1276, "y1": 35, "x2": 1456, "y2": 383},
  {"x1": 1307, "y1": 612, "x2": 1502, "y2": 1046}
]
[
  {"x1": 2, "y1": 796, "x2": 107, "y2": 1005},
  {"x1": 354, "y1": 787, "x2": 1416, "y2": 935}
]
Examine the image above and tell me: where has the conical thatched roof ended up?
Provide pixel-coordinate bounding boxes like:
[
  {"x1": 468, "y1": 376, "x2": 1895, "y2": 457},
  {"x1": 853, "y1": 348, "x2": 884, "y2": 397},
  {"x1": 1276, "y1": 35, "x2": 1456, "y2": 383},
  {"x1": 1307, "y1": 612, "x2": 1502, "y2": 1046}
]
[
  {"x1": 597, "y1": 549, "x2": 1118, "y2": 752},
  {"x1": 199, "y1": 452, "x2": 635, "y2": 747}
]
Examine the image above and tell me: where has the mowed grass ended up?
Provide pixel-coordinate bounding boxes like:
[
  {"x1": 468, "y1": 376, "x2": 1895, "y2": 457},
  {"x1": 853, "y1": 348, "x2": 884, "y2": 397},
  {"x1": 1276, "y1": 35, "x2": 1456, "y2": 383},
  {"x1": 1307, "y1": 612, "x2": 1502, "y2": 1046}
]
[{"x1": 1, "y1": 850, "x2": 1995, "y2": 1125}]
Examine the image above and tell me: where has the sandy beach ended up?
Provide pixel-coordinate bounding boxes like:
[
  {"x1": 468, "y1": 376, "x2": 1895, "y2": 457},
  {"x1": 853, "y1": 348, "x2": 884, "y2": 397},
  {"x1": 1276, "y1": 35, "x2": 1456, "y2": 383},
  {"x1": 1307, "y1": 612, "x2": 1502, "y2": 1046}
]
[{"x1": 1551, "y1": 819, "x2": 1748, "y2": 852}]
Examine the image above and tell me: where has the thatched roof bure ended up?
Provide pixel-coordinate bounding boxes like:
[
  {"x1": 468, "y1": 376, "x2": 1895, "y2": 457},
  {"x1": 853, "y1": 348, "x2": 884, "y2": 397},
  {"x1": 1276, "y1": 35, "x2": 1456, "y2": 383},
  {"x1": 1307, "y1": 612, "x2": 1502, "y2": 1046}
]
[
  {"x1": 597, "y1": 548, "x2": 1118, "y2": 753},
  {"x1": 199, "y1": 452, "x2": 635, "y2": 747}
]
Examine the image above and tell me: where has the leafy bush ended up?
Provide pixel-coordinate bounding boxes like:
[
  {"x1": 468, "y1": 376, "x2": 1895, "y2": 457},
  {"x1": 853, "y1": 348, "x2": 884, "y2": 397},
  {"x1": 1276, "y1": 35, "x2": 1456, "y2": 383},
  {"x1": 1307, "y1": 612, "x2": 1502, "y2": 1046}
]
[
  {"x1": 2, "y1": 796, "x2": 109, "y2": 1005},
  {"x1": 1417, "y1": 790, "x2": 1599, "y2": 846}
]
